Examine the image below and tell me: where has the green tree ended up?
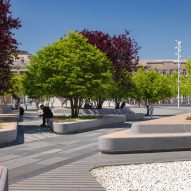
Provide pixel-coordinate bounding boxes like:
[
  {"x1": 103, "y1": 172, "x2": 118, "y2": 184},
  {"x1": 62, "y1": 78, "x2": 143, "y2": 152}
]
[
  {"x1": 23, "y1": 31, "x2": 114, "y2": 117},
  {"x1": 180, "y1": 59, "x2": 191, "y2": 98},
  {"x1": 131, "y1": 68, "x2": 175, "y2": 115},
  {"x1": 8, "y1": 74, "x2": 24, "y2": 97}
]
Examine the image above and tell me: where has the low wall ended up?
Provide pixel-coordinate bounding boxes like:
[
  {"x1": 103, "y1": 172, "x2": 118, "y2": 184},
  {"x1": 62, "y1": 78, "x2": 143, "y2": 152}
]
[
  {"x1": 99, "y1": 113, "x2": 191, "y2": 153},
  {"x1": 53, "y1": 108, "x2": 145, "y2": 121},
  {"x1": 99, "y1": 130, "x2": 191, "y2": 153},
  {"x1": 50, "y1": 115, "x2": 126, "y2": 134},
  {"x1": 81, "y1": 108, "x2": 145, "y2": 121},
  {"x1": 0, "y1": 166, "x2": 8, "y2": 191},
  {"x1": 131, "y1": 123, "x2": 191, "y2": 134},
  {"x1": 0, "y1": 114, "x2": 18, "y2": 144}
]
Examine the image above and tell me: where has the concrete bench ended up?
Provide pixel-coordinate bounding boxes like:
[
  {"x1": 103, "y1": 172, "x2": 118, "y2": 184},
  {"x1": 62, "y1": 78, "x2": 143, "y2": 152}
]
[
  {"x1": 81, "y1": 108, "x2": 144, "y2": 121},
  {"x1": 0, "y1": 114, "x2": 19, "y2": 144},
  {"x1": 0, "y1": 166, "x2": 8, "y2": 191},
  {"x1": 99, "y1": 113, "x2": 191, "y2": 153},
  {"x1": 48, "y1": 115, "x2": 126, "y2": 134}
]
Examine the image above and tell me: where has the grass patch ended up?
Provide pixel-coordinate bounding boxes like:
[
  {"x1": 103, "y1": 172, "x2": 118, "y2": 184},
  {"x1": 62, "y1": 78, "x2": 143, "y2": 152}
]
[{"x1": 54, "y1": 115, "x2": 103, "y2": 122}]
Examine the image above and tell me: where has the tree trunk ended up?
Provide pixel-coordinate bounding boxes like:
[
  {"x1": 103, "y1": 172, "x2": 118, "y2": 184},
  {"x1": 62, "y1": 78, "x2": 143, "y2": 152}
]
[
  {"x1": 70, "y1": 98, "x2": 75, "y2": 117},
  {"x1": 96, "y1": 97, "x2": 104, "y2": 109},
  {"x1": 115, "y1": 98, "x2": 120, "y2": 109},
  {"x1": 69, "y1": 97, "x2": 83, "y2": 118}
]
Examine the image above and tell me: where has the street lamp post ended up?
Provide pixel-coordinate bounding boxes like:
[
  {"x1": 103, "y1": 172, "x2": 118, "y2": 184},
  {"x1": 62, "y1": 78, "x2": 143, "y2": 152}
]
[{"x1": 175, "y1": 40, "x2": 182, "y2": 108}]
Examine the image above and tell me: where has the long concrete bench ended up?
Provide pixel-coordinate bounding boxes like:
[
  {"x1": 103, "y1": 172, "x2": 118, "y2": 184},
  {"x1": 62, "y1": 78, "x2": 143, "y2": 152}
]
[
  {"x1": 99, "y1": 113, "x2": 191, "y2": 153},
  {"x1": 53, "y1": 108, "x2": 145, "y2": 121},
  {"x1": 0, "y1": 166, "x2": 8, "y2": 191},
  {"x1": 49, "y1": 115, "x2": 126, "y2": 134}
]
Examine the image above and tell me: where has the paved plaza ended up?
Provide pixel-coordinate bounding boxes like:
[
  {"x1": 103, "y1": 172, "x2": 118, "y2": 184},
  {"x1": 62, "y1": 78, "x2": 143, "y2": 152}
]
[{"x1": 1, "y1": 106, "x2": 191, "y2": 190}]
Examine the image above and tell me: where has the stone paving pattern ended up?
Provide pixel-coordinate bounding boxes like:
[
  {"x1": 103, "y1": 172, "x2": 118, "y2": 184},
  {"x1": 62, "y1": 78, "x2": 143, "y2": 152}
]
[{"x1": 1, "y1": 106, "x2": 191, "y2": 190}]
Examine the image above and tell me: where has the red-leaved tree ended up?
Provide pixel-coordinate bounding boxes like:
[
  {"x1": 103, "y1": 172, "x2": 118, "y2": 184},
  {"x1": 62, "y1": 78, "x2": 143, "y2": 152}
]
[
  {"x1": 80, "y1": 29, "x2": 112, "y2": 108},
  {"x1": 80, "y1": 29, "x2": 140, "y2": 108},
  {"x1": 0, "y1": 0, "x2": 21, "y2": 95}
]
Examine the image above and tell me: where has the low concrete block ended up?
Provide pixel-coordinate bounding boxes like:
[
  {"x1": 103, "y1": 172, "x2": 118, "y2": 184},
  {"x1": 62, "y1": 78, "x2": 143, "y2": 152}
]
[
  {"x1": 131, "y1": 123, "x2": 191, "y2": 134},
  {"x1": 51, "y1": 115, "x2": 126, "y2": 134},
  {"x1": 81, "y1": 109, "x2": 145, "y2": 121},
  {"x1": 99, "y1": 113, "x2": 191, "y2": 153},
  {"x1": 99, "y1": 130, "x2": 191, "y2": 153},
  {"x1": 0, "y1": 114, "x2": 18, "y2": 144},
  {"x1": 0, "y1": 166, "x2": 8, "y2": 191},
  {"x1": 126, "y1": 113, "x2": 145, "y2": 121}
]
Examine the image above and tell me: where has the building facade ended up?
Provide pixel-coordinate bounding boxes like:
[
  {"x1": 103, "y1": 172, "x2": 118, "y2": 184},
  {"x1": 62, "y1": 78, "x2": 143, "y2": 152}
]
[
  {"x1": 11, "y1": 50, "x2": 32, "y2": 74},
  {"x1": 139, "y1": 59, "x2": 187, "y2": 75}
]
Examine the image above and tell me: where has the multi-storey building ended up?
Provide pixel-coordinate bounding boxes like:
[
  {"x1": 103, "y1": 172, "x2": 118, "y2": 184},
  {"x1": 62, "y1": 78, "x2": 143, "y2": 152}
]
[
  {"x1": 11, "y1": 50, "x2": 32, "y2": 74},
  {"x1": 139, "y1": 59, "x2": 187, "y2": 75}
]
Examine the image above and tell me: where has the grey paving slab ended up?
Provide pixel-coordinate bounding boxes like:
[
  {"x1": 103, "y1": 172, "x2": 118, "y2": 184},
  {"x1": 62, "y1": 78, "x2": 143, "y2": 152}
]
[
  {"x1": 0, "y1": 155, "x2": 20, "y2": 163},
  {"x1": 1, "y1": 107, "x2": 191, "y2": 190},
  {"x1": 37, "y1": 157, "x2": 69, "y2": 166}
]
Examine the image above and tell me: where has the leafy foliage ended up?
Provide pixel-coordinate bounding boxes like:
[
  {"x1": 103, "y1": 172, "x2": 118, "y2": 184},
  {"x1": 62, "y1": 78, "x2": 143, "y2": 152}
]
[
  {"x1": 180, "y1": 59, "x2": 191, "y2": 96},
  {"x1": 0, "y1": 0, "x2": 21, "y2": 95},
  {"x1": 8, "y1": 74, "x2": 24, "y2": 97},
  {"x1": 131, "y1": 68, "x2": 175, "y2": 115},
  {"x1": 80, "y1": 29, "x2": 140, "y2": 108},
  {"x1": 23, "y1": 31, "x2": 114, "y2": 117}
]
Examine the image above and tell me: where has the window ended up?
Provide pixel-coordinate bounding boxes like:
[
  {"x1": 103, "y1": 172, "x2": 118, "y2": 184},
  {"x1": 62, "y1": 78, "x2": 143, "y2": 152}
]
[
  {"x1": 170, "y1": 69, "x2": 173, "y2": 75},
  {"x1": 163, "y1": 69, "x2": 166, "y2": 75}
]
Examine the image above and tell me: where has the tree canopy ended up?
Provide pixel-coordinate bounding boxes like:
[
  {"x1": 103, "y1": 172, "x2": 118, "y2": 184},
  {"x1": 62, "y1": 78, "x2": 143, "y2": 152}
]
[
  {"x1": 131, "y1": 68, "x2": 175, "y2": 115},
  {"x1": 23, "y1": 31, "x2": 114, "y2": 117},
  {"x1": 80, "y1": 29, "x2": 140, "y2": 108},
  {"x1": 0, "y1": 0, "x2": 21, "y2": 95}
]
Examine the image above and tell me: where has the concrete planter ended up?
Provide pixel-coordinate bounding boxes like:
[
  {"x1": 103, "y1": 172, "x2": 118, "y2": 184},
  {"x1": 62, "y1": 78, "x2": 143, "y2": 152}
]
[
  {"x1": 0, "y1": 124, "x2": 18, "y2": 144},
  {"x1": 49, "y1": 115, "x2": 126, "y2": 134},
  {"x1": 0, "y1": 166, "x2": 8, "y2": 191},
  {"x1": 0, "y1": 114, "x2": 18, "y2": 144},
  {"x1": 80, "y1": 109, "x2": 145, "y2": 121}
]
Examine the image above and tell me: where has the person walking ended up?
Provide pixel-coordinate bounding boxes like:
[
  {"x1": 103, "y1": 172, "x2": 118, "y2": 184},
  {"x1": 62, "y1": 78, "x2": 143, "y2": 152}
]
[{"x1": 39, "y1": 104, "x2": 53, "y2": 126}]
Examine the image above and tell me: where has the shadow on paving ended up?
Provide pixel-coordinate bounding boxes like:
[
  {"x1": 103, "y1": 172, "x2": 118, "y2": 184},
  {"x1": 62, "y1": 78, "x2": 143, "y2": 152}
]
[{"x1": 0, "y1": 124, "x2": 53, "y2": 148}]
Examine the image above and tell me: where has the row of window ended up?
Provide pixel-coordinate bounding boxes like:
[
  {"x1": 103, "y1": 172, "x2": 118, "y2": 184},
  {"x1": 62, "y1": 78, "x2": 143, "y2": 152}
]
[{"x1": 159, "y1": 69, "x2": 187, "y2": 75}]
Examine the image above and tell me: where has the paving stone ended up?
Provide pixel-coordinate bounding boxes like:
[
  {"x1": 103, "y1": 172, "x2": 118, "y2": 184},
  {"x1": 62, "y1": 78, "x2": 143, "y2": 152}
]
[{"x1": 3, "y1": 107, "x2": 191, "y2": 190}]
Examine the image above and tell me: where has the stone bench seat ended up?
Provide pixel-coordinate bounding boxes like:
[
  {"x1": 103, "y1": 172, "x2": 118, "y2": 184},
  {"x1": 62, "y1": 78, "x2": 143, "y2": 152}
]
[
  {"x1": 53, "y1": 108, "x2": 145, "y2": 121},
  {"x1": 99, "y1": 113, "x2": 191, "y2": 153},
  {"x1": 48, "y1": 115, "x2": 126, "y2": 134},
  {"x1": 0, "y1": 166, "x2": 8, "y2": 191},
  {"x1": 99, "y1": 129, "x2": 191, "y2": 153}
]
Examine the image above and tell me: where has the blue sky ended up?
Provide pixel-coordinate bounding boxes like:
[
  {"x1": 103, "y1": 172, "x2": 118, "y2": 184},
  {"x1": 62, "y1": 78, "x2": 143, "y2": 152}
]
[{"x1": 11, "y1": 0, "x2": 191, "y2": 59}]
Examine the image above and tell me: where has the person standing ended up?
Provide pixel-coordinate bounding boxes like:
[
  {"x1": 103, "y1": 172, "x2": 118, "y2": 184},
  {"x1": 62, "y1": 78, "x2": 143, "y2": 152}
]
[
  {"x1": 150, "y1": 105, "x2": 154, "y2": 119},
  {"x1": 39, "y1": 104, "x2": 53, "y2": 126},
  {"x1": 19, "y1": 106, "x2": 24, "y2": 122}
]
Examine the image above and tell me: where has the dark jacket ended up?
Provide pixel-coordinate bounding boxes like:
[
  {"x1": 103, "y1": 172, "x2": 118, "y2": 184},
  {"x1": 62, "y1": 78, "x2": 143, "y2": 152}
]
[
  {"x1": 19, "y1": 107, "x2": 24, "y2": 115},
  {"x1": 43, "y1": 106, "x2": 53, "y2": 118}
]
